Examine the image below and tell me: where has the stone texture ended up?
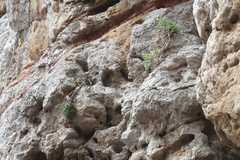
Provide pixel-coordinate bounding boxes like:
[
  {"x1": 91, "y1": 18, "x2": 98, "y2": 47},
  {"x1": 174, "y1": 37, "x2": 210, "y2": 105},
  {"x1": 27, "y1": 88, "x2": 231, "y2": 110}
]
[
  {"x1": 0, "y1": 0, "x2": 239, "y2": 159},
  {"x1": 0, "y1": 0, "x2": 6, "y2": 17},
  {"x1": 195, "y1": 0, "x2": 240, "y2": 150}
]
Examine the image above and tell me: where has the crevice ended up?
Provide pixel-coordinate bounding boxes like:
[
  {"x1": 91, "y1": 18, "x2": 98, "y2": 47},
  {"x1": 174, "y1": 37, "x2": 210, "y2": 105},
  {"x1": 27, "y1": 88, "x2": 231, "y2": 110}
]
[
  {"x1": 172, "y1": 84, "x2": 195, "y2": 91},
  {"x1": 163, "y1": 134, "x2": 195, "y2": 158},
  {"x1": 120, "y1": 67, "x2": 129, "y2": 81},
  {"x1": 112, "y1": 145, "x2": 123, "y2": 153},
  {"x1": 74, "y1": 126, "x2": 82, "y2": 135},
  {"x1": 34, "y1": 151, "x2": 47, "y2": 160},
  {"x1": 75, "y1": 60, "x2": 89, "y2": 72},
  {"x1": 159, "y1": 131, "x2": 167, "y2": 138},
  {"x1": 88, "y1": 149, "x2": 95, "y2": 158},
  {"x1": 115, "y1": 105, "x2": 122, "y2": 114},
  {"x1": 84, "y1": 131, "x2": 95, "y2": 140},
  {"x1": 106, "y1": 107, "x2": 114, "y2": 127},
  {"x1": 20, "y1": 129, "x2": 29, "y2": 138},
  {"x1": 88, "y1": 0, "x2": 120, "y2": 15},
  {"x1": 53, "y1": 0, "x2": 190, "y2": 44},
  {"x1": 33, "y1": 117, "x2": 41, "y2": 125},
  {"x1": 230, "y1": 14, "x2": 239, "y2": 24},
  {"x1": 102, "y1": 69, "x2": 114, "y2": 87},
  {"x1": 92, "y1": 137, "x2": 98, "y2": 143},
  {"x1": 222, "y1": 63, "x2": 228, "y2": 73},
  {"x1": 141, "y1": 143, "x2": 148, "y2": 149}
]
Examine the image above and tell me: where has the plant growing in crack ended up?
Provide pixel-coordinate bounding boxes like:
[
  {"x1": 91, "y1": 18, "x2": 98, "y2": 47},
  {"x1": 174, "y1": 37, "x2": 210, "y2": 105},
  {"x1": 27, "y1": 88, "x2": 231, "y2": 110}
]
[
  {"x1": 60, "y1": 102, "x2": 77, "y2": 120},
  {"x1": 143, "y1": 49, "x2": 161, "y2": 67},
  {"x1": 144, "y1": 18, "x2": 184, "y2": 68},
  {"x1": 156, "y1": 18, "x2": 184, "y2": 50},
  {"x1": 75, "y1": 80, "x2": 82, "y2": 86},
  {"x1": 157, "y1": 18, "x2": 184, "y2": 34}
]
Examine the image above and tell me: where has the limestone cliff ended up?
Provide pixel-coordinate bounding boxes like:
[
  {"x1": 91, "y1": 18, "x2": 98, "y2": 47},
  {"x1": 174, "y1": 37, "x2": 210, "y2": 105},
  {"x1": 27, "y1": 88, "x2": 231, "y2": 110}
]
[
  {"x1": 195, "y1": 0, "x2": 240, "y2": 152},
  {"x1": 0, "y1": 0, "x2": 239, "y2": 159}
]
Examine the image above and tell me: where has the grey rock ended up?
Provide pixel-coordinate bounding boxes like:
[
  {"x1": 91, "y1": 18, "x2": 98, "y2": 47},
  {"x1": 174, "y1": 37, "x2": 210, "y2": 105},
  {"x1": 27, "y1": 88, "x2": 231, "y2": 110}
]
[{"x1": 0, "y1": 0, "x2": 239, "y2": 159}]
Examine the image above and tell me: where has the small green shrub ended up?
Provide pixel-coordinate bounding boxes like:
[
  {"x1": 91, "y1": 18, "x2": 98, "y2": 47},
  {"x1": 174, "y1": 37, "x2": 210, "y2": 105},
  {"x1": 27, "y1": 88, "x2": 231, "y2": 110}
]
[
  {"x1": 60, "y1": 102, "x2": 77, "y2": 120},
  {"x1": 144, "y1": 49, "x2": 160, "y2": 67},
  {"x1": 75, "y1": 80, "x2": 82, "y2": 86},
  {"x1": 157, "y1": 18, "x2": 184, "y2": 33}
]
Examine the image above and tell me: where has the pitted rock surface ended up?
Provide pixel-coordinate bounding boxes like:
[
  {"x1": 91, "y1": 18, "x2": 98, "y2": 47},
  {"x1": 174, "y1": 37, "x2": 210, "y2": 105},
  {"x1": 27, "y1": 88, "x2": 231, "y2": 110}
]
[{"x1": 0, "y1": 0, "x2": 239, "y2": 159}]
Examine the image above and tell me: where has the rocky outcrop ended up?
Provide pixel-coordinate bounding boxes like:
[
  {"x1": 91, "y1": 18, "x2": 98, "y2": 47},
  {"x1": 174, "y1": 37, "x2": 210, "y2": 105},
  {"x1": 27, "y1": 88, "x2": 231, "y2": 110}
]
[
  {"x1": 0, "y1": 0, "x2": 239, "y2": 159},
  {"x1": 195, "y1": 0, "x2": 240, "y2": 151}
]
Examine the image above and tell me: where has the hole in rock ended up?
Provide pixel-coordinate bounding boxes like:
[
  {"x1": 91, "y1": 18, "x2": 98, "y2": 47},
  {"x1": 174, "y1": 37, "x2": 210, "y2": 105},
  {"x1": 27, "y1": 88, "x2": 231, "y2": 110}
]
[
  {"x1": 159, "y1": 131, "x2": 167, "y2": 138},
  {"x1": 102, "y1": 70, "x2": 114, "y2": 87},
  {"x1": 216, "y1": 27, "x2": 221, "y2": 31},
  {"x1": 133, "y1": 19, "x2": 144, "y2": 25},
  {"x1": 74, "y1": 126, "x2": 82, "y2": 135},
  {"x1": 92, "y1": 138, "x2": 98, "y2": 143},
  {"x1": 95, "y1": 116, "x2": 100, "y2": 120},
  {"x1": 88, "y1": 149, "x2": 95, "y2": 158},
  {"x1": 205, "y1": 25, "x2": 212, "y2": 33},
  {"x1": 106, "y1": 108, "x2": 114, "y2": 127},
  {"x1": 230, "y1": 14, "x2": 239, "y2": 24},
  {"x1": 115, "y1": 105, "x2": 122, "y2": 114},
  {"x1": 134, "y1": 146, "x2": 138, "y2": 151},
  {"x1": 106, "y1": 108, "x2": 113, "y2": 119},
  {"x1": 202, "y1": 119, "x2": 219, "y2": 141},
  {"x1": 141, "y1": 143, "x2": 148, "y2": 148},
  {"x1": 212, "y1": 80, "x2": 216, "y2": 86},
  {"x1": 76, "y1": 60, "x2": 88, "y2": 72},
  {"x1": 112, "y1": 145, "x2": 123, "y2": 153},
  {"x1": 34, "y1": 151, "x2": 47, "y2": 160},
  {"x1": 33, "y1": 117, "x2": 41, "y2": 125},
  {"x1": 20, "y1": 130, "x2": 29, "y2": 138},
  {"x1": 84, "y1": 131, "x2": 95, "y2": 139},
  {"x1": 233, "y1": 41, "x2": 240, "y2": 52},
  {"x1": 222, "y1": 63, "x2": 228, "y2": 73},
  {"x1": 183, "y1": 134, "x2": 195, "y2": 144},
  {"x1": 90, "y1": 0, "x2": 120, "y2": 15},
  {"x1": 76, "y1": 0, "x2": 95, "y2": 4},
  {"x1": 106, "y1": 116, "x2": 113, "y2": 127},
  {"x1": 120, "y1": 67, "x2": 129, "y2": 81},
  {"x1": 112, "y1": 105, "x2": 123, "y2": 126}
]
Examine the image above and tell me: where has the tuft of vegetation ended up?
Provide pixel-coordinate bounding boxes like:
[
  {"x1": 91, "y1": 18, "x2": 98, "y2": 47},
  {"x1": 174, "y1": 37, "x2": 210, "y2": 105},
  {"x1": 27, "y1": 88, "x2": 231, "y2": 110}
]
[
  {"x1": 157, "y1": 18, "x2": 184, "y2": 33},
  {"x1": 143, "y1": 49, "x2": 161, "y2": 67},
  {"x1": 60, "y1": 102, "x2": 77, "y2": 120},
  {"x1": 75, "y1": 80, "x2": 82, "y2": 86}
]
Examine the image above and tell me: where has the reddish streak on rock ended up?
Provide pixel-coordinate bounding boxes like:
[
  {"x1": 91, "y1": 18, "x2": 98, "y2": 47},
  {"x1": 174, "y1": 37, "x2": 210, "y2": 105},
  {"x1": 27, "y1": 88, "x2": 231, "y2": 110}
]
[{"x1": 54, "y1": 0, "x2": 190, "y2": 44}]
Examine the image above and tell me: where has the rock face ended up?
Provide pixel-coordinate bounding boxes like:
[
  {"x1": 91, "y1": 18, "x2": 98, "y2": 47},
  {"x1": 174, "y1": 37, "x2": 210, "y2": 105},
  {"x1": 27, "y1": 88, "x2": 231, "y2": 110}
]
[
  {"x1": 195, "y1": 0, "x2": 240, "y2": 151},
  {"x1": 0, "y1": 0, "x2": 239, "y2": 159}
]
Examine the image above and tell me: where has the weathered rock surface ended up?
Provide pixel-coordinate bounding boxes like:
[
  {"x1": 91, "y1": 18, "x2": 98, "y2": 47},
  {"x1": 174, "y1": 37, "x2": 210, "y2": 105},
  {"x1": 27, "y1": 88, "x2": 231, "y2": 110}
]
[
  {"x1": 195, "y1": 0, "x2": 240, "y2": 151},
  {"x1": 0, "y1": 0, "x2": 239, "y2": 159}
]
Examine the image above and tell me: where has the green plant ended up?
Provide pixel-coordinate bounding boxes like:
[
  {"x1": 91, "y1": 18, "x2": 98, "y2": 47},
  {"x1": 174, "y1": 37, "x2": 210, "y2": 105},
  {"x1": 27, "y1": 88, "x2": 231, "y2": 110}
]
[
  {"x1": 144, "y1": 49, "x2": 161, "y2": 67},
  {"x1": 75, "y1": 80, "x2": 82, "y2": 86},
  {"x1": 157, "y1": 18, "x2": 184, "y2": 33},
  {"x1": 60, "y1": 102, "x2": 77, "y2": 120}
]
